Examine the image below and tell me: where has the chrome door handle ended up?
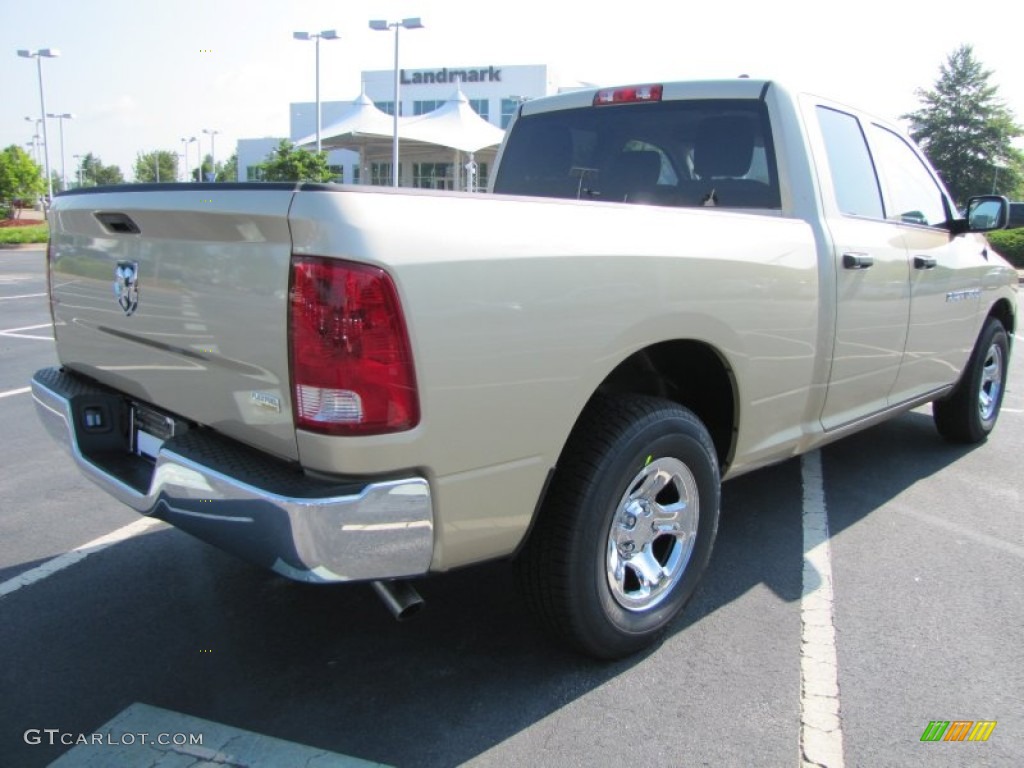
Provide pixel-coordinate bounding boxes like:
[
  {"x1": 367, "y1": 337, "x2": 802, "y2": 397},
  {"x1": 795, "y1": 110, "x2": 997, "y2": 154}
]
[
  {"x1": 914, "y1": 256, "x2": 937, "y2": 270},
  {"x1": 843, "y1": 253, "x2": 874, "y2": 270}
]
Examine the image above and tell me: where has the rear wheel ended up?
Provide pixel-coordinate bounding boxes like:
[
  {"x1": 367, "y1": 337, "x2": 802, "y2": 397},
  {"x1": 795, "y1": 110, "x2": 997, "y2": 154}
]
[
  {"x1": 517, "y1": 395, "x2": 721, "y2": 659},
  {"x1": 933, "y1": 317, "x2": 1010, "y2": 443}
]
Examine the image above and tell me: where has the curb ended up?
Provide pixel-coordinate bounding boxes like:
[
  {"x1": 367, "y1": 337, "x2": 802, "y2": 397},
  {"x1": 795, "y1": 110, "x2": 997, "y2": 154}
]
[{"x1": 0, "y1": 243, "x2": 46, "y2": 251}]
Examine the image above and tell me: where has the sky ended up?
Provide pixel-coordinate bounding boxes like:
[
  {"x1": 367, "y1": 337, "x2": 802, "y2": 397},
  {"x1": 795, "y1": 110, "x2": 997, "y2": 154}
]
[{"x1": 3, "y1": 0, "x2": 1023, "y2": 183}]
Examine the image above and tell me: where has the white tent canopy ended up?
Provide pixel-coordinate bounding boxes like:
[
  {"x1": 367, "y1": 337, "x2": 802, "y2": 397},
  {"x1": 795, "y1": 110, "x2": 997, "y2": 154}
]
[
  {"x1": 295, "y1": 86, "x2": 506, "y2": 188},
  {"x1": 294, "y1": 89, "x2": 395, "y2": 151},
  {"x1": 401, "y1": 86, "x2": 506, "y2": 153}
]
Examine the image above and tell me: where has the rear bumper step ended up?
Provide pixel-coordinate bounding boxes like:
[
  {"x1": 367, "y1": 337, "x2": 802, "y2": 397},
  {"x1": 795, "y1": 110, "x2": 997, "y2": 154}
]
[{"x1": 30, "y1": 367, "x2": 434, "y2": 583}]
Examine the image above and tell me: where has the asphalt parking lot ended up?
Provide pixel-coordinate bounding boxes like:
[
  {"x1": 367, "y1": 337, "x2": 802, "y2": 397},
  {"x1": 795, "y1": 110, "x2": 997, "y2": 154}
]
[{"x1": 1, "y1": 245, "x2": 1021, "y2": 767}]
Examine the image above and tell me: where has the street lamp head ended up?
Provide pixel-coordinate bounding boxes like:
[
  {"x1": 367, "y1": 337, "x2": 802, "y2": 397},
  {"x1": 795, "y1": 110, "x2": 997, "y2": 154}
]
[
  {"x1": 369, "y1": 20, "x2": 389, "y2": 31},
  {"x1": 321, "y1": 30, "x2": 340, "y2": 40},
  {"x1": 19, "y1": 48, "x2": 60, "y2": 58},
  {"x1": 47, "y1": 112, "x2": 74, "y2": 119},
  {"x1": 401, "y1": 18, "x2": 424, "y2": 29},
  {"x1": 293, "y1": 31, "x2": 311, "y2": 41}
]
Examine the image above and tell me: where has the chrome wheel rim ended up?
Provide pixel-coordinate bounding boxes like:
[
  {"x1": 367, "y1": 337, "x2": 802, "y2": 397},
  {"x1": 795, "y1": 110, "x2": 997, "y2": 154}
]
[
  {"x1": 979, "y1": 342, "x2": 1004, "y2": 424},
  {"x1": 606, "y1": 457, "x2": 698, "y2": 612}
]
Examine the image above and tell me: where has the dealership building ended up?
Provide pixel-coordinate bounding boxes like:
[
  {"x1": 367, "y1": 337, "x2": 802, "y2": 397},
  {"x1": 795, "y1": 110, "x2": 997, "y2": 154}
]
[{"x1": 237, "y1": 64, "x2": 583, "y2": 188}]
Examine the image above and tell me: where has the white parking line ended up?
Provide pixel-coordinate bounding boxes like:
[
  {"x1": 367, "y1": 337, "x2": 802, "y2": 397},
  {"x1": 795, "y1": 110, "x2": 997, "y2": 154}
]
[
  {"x1": 0, "y1": 517, "x2": 163, "y2": 599},
  {"x1": 0, "y1": 387, "x2": 31, "y2": 399},
  {"x1": 0, "y1": 292, "x2": 46, "y2": 301},
  {"x1": 0, "y1": 323, "x2": 53, "y2": 341},
  {"x1": 800, "y1": 451, "x2": 845, "y2": 768}
]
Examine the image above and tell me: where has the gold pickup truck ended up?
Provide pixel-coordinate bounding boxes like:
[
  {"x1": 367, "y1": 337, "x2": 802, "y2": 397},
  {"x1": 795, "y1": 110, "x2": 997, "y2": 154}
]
[{"x1": 32, "y1": 78, "x2": 1016, "y2": 658}]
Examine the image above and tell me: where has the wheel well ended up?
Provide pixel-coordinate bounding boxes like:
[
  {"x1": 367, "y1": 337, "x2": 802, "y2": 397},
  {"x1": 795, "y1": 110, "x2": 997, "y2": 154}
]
[
  {"x1": 989, "y1": 298, "x2": 1016, "y2": 339},
  {"x1": 591, "y1": 340, "x2": 737, "y2": 470}
]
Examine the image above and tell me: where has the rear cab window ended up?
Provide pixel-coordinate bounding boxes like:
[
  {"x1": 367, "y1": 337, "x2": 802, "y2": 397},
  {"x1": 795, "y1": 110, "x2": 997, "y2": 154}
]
[{"x1": 493, "y1": 99, "x2": 781, "y2": 210}]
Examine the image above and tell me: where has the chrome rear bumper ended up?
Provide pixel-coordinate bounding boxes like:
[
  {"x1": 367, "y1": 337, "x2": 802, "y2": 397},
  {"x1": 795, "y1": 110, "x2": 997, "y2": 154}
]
[{"x1": 30, "y1": 367, "x2": 433, "y2": 583}]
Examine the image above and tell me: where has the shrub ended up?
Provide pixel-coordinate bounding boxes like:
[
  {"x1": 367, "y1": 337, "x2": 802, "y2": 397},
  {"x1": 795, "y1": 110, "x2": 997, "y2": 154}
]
[
  {"x1": 0, "y1": 223, "x2": 48, "y2": 245},
  {"x1": 987, "y1": 228, "x2": 1024, "y2": 268}
]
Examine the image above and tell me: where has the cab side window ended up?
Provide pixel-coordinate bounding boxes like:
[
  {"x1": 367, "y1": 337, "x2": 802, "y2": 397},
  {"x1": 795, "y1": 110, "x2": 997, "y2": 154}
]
[
  {"x1": 868, "y1": 125, "x2": 949, "y2": 227},
  {"x1": 815, "y1": 106, "x2": 885, "y2": 219}
]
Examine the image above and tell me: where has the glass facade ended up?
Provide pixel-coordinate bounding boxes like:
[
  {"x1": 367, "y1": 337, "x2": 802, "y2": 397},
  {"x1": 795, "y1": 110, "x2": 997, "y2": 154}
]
[
  {"x1": 414, "y1": 100, "x2": 443, "y2": 116},
  {"x1": 370, "y1": 162, "x2": 397, "y2": 186},
  {"x1": 414, "y1": 162, "x2": 454, "y2": 190},
  {"x1": 501, "y1": 98, "x2": 522, "y2": 129},
  {"x1": 469, "y1": 98, "x2": 489, "y2": 122}
]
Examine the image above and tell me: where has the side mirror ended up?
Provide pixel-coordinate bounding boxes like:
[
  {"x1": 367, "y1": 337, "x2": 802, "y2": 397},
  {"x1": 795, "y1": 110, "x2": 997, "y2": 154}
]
[{"x1": 957, "y1": 195, "x2": 1009, "y2": 234}]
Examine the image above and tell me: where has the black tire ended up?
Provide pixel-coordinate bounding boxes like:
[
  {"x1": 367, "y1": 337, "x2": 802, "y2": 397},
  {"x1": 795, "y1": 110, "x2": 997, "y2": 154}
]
[
  {"x1": 517, "y1": 394, "x2": 721, "y2": 659},
  {"x1": 933, "y1": 317, "x2": 1010, "y2": 444}
]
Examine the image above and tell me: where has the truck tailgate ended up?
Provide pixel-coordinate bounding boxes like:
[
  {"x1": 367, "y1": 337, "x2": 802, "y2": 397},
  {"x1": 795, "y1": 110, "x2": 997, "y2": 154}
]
[{"x1": 47, "y1": 186, "x2": 299, "y2": 461}]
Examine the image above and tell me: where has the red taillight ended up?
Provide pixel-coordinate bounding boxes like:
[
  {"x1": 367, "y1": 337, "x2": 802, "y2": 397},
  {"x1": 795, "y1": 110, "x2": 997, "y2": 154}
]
[
  {"x1": 289, "y1": 256, "x2": 419, "y2": 436},
  {"x1": 593, "y1": 84, "x2": 663, "y2": 106}
]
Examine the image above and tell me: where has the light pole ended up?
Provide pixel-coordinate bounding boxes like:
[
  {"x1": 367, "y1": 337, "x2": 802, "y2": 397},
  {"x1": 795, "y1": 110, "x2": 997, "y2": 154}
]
[
  {"x1": 293, "y1": 30, "x2": 339, "y2": 154},
  {"x1": 17, "y1": 48, "x2": 60, "y2": 202},
  {"x1": 181, "y1": 137, "x2": 196, "y2": 182},
  {"x1": 24, "y1": 117, "x2": 43, "y2": 165},
  {"x1": 369, "y1": 17, "x2": 423, "y2": 187},
  {"x1": 46, "y1": 112, "x2": 74, "y2": 192},
  {"x1": 27, "y1": 135, "x2": 42, "y2": 166},
  {"x1": 991, "y1": 165, "x2": 1004, "y2": 194},
  {"x1": 202, "y1": 128, "x2": 220, "y2": 181}
]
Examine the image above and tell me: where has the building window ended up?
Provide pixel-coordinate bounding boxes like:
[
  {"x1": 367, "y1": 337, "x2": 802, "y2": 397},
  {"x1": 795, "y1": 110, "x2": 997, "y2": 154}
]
[
  {"x1": 501, "y1": 98, "x2": 522, "y2": 129},
  {"x1": 352, "y1": 166, "x2": 360, "y2": 185},
  {"x1": 376, "y1": 100, "x2": 398, "y2": 116},
  {"x1": 414, "y1": 162, "x2": 454, "y2": 190},
  {"x1": 414, "y1": 100, "x2": 443, "y2": 116},
  {"x1": 246, "y1": 165, "x2": 265, "y2": 181},
  {"x1": 370, "y1": 162, "x2": 396, "y2": 186},
  {"x1": 327, "y1": 165, "x2": 344, "y2": 183},
  {"x1": 469, "y1": 99, "x2": 489, "y2": 122}
]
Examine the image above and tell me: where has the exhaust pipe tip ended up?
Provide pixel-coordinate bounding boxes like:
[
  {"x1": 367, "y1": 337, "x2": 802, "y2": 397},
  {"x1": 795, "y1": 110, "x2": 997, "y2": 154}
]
[{"x1": 371, "y1": 579, "x2": 424, "y2": 621}]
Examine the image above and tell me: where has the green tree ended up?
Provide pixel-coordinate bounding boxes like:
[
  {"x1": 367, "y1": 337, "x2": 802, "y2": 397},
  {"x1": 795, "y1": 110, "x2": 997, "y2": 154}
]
[
  {"x1": 217, "y1": 152, "x2": 238, "y2": 182},
  {"x1": 79, "y1": 153, "x2": 125, "y2": 187},
  {"x1": 0, "y1": 144, "x2": 45, "y2": 218},
  {"x1": 134, "y1": 150, "x2": 179, "y2": 183},
  {"x1": 258, "y1": 140, "x2": 333, "y2": 182},
  {"x1": 903, "y1": 44, "x2": 1024, "y2": 205}
]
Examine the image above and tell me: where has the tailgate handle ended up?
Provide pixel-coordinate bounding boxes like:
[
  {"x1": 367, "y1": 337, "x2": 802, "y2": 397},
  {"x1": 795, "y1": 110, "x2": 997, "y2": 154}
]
[
  {"x1": 914, "y1": 256, "x2": 937, "y2": 270},
  {"x1": 95, "y1": 212, "x2": 141, "y2": 234}
]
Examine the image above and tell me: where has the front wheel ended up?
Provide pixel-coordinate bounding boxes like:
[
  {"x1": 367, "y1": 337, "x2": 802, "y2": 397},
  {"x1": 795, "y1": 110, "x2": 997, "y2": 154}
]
[
  {"x1": 933, "y1": 318, "x2": 1010, "y2": 444},
  {"x1": 517, "y1": 395, "x2": 721, "y2": 659}
]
